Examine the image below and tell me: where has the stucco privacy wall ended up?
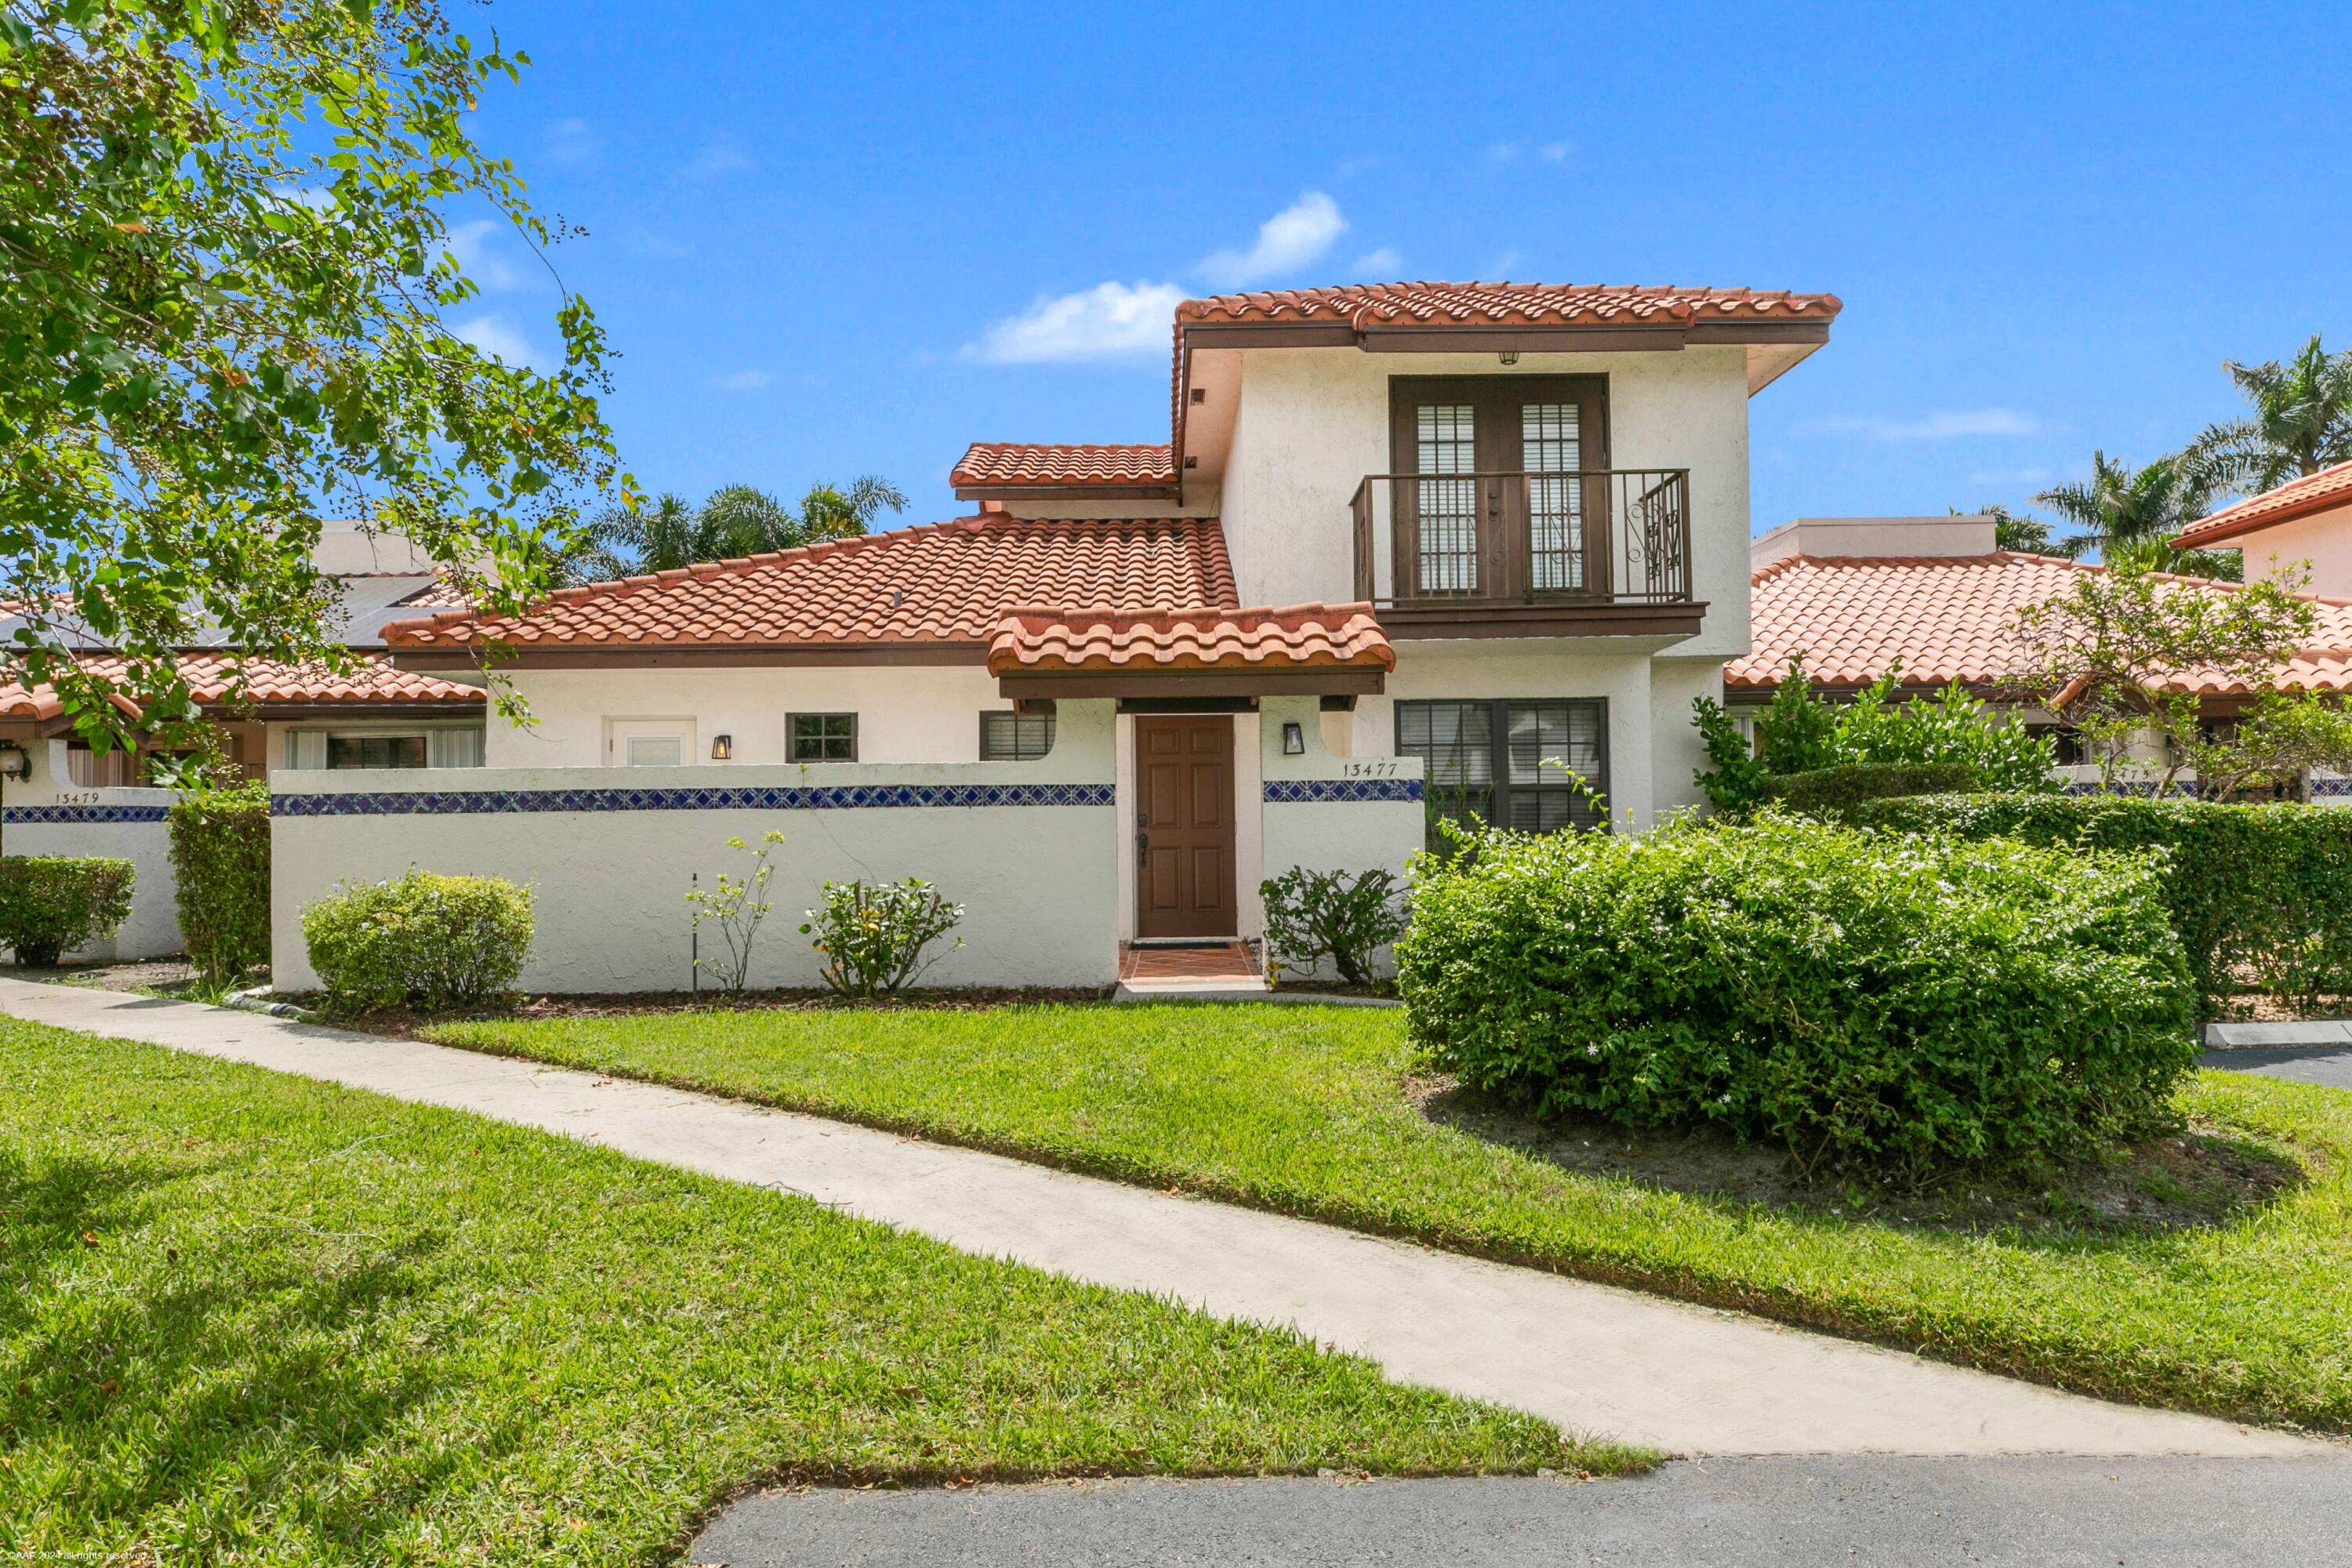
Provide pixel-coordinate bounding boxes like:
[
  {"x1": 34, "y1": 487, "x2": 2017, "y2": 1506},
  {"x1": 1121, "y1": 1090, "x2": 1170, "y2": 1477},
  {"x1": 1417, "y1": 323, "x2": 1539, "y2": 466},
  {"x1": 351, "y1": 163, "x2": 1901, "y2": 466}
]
[
  {"x1": 1214, "y1": 346, "x2": 1757, "y2": 659},
  {"x1": 271, "y1": 702, "x2": 1120, "y2": 993},
  {"x1": 489, "y1": 664, "x2": 1009, "y2": 768},
  {"x1": 0, "y1": 742, "x2": 180, "y2": 961}
]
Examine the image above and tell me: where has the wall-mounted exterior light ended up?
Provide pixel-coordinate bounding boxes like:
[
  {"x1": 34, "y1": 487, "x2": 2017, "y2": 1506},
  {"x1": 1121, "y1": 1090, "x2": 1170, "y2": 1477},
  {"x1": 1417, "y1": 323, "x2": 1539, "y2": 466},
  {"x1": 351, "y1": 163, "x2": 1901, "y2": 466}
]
[
  {"x1": 1497, "y1": 350, "x2": 1520, "y2": 366},
  {"x1": 0, "y1": 742, "x2": 30, "y2": 781},
  {"x1": 1281, "y1": 721, "x2": 1305, "y2": 756},
  {"x1": 710, "y1": 734, "x2": 732, "y2": 760}
]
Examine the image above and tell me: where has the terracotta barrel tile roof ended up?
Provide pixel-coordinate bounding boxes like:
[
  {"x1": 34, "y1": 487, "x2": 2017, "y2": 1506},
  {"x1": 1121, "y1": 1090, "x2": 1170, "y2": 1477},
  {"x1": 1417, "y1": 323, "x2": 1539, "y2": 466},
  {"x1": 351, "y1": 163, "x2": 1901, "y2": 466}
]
[
  {"x1": 0, "y1": 653, "x2": 482, "y2": 720},
  {"x1": 1735, "y1": 551, "x2": 2352, "y2": 696},
  {"x1": 987, "y1": 603, "x2": 1393, "y2": 675},
  {"x1": 951, "y1": 443, "x2": 1176, "y2": 488},
  {"x1": 2172, "y1": 461, "x2": 2352, "y2": 548},
  {"x1": 383, "y1": 516, "x2": 1240, "y2": 653},
  {"x1": 1178, "y1": 281, "x2": 1842, "y2": 329}
]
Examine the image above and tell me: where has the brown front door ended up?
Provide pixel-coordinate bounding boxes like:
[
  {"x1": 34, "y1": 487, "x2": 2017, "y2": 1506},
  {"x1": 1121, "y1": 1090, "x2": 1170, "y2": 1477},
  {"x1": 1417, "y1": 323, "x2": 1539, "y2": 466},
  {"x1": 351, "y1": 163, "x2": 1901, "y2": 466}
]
[
  {"x1": 1388, "y1": 374, "x2": 1611, "y2": 601},
  {"x1": 1135, "y1": 716, "x2": 1236, "y2": 938}
]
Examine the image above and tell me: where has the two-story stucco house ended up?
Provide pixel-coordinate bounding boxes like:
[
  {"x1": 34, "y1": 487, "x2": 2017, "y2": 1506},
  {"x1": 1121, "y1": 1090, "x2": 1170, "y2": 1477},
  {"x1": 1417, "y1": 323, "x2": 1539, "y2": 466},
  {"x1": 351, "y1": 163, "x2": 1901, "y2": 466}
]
[{"x1": 339, "y1": 280, "x2": 1840, "y2": 992}]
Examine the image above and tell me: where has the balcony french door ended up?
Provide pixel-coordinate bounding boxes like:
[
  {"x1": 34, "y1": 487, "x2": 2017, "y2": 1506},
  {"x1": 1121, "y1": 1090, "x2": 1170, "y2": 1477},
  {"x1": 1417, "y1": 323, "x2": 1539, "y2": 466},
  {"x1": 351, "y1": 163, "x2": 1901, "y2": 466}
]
[{"x1": 1388, "y1": 375, "x2": 1611, "y2": 601}]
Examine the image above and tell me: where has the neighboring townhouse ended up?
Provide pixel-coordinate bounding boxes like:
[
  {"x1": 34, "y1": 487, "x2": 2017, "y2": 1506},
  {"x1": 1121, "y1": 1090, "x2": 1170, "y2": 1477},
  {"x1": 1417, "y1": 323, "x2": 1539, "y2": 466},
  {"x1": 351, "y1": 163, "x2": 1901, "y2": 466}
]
[
  {"x1": 2169, "y1": 461, "x2": 2352, "y2": 593},
  {"x1": 1733, "y1": 512, "x2": 2352, "y2": 792},
  {"x1": 357, "y1": 279, "x2": 1841, "y2": 983},
  {"x1": 0, "y1": 524, "x2": 492, "y2": 959}
]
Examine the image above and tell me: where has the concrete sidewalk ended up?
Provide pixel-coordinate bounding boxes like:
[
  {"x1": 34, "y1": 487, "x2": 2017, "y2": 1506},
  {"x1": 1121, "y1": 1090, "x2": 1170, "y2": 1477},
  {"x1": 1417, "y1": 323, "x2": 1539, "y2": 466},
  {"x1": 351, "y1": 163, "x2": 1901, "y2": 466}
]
[{"x1": 4, "y1": 976, "x2": 2319, "y2": 1459}]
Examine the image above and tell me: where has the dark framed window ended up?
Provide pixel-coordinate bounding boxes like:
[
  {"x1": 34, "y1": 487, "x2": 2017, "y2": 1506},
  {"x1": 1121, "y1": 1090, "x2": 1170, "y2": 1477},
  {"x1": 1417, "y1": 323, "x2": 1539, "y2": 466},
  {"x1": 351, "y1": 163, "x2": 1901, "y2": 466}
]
[
  {"x1": 1396, "y1": 698, "x2": 1606, "y2": 846},
  {"x1": 979, "y1": 709, "x2": 1056, "y2": 761},
  {"x1": 327, "y1": 733, "x2": 427, "y2": 770},
  {"x1": 789, "y1": 713, "x2": 857, "y2": 762}
]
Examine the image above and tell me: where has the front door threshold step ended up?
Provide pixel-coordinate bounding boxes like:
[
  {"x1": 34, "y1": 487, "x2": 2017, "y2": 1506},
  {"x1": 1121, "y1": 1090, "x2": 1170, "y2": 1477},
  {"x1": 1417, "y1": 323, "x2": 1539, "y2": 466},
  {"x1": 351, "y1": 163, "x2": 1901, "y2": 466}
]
[{"x1": 1113, "y1": 976, "x2": 1272, "y2": 1003}]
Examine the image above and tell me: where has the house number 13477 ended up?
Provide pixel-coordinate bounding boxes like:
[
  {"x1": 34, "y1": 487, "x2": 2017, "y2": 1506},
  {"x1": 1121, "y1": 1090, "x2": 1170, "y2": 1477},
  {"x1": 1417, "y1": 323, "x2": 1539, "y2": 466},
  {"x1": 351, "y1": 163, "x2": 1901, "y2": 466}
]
[{"x1": 1341, "y1": 761, "x2": 1398, "y2": 778}]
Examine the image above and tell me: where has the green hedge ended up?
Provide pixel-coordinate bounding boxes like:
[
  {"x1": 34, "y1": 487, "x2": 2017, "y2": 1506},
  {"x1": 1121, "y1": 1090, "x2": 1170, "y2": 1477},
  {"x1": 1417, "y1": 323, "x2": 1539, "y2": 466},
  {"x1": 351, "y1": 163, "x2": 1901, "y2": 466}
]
[
  {"x1": 1857, "y1": 793, "x2": 2352, "y2": 1011},
  {"x1": 302, "y1": 869, "x2": 535, "y2": 1010},
  {"x1": 168, "y1": 782, "x2": 271, "y2": 984},
  {"x1": 1763, "y1": 761, "x2": 1980, "y2": 820},
  {"x1": 1396, "y1": 814, "x2": 2198, "y2": 1178},
  {"x1": 0, "y1": 856, "x2": 136, "y2": 967}
]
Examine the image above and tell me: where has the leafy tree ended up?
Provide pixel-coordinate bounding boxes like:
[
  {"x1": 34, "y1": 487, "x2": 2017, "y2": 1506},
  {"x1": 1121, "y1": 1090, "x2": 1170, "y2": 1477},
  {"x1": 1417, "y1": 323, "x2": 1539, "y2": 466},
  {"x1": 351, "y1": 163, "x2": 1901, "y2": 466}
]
[
  {"x1": 2012, "y1": 556, "x2": 2350, "y2": 797},
  {"x1": 557, "y1": 476, "x2": 909, "y2": 583},
  {"x1": 2192, "y1": 335, "x2": 2352, "y2": 494},
  {"x1": 2034, "y1": 452, "x2": 2239, "y2": 579},
  {"x1": 0, "y1": 1, "x2": 623, "y2": 746},
  {"x1": 1691, "y1": 656, "x2": 2053, "y2": 812}
]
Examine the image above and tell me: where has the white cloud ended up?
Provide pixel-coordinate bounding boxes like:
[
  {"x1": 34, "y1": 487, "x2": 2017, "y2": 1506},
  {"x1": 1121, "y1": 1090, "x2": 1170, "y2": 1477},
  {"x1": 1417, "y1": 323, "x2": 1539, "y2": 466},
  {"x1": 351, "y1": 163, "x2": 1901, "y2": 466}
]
[
  {"x1": 710, "y1": 369, "x2": 772, "y2": 393},
  {"x1": 1196, "y1": 191, "x2": 1347, "y2": 288},
  {"x1": 1820, "y1": 408, "x2": 2042, "y2": 441},
  {"x1": 443, "y1": 219, "x2": 524, "y2": 290},
  {"x1": 963, "y1": 281, "x2": 1188, "y2": 365},
  {"x1": 543, "y1": 116, "x2": 601, "y2": 171},
  {"x1": 1348, "y1": 247, "x2": 1403, "y2": 279},
  {"x1": 452, "y1": 313, "x2": 545, "y2": 370},
  {"x1": 1538, "y1": 140, "x2": 1573, "y2": 162},
  {"x1": 1483, "y1": 249, "x2": 1526, "y2": 278},
  {"x1": 678, "y1": 137, "x2": 754, "y2": 183}
]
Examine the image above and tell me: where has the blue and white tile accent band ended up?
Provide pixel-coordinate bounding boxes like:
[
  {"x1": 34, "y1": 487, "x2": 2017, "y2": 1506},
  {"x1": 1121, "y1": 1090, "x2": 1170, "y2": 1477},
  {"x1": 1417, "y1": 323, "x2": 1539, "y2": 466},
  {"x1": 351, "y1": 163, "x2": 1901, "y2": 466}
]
[
  {"x1": 1263, "y1": 779, "x2": 1424, "y2": 804},
  {"x1": 271, "y1": 782, "x2": 1116, "y2": 817},
  {"x1": 2310, "y1": 776, "x2": 2352, "y2": 799},
  {"x1": 2060, "y1": 779, "x2": 2198, "y2": 798},
  {"x1": 3, "y1": 804, "x2": 170, "y2": 824}
]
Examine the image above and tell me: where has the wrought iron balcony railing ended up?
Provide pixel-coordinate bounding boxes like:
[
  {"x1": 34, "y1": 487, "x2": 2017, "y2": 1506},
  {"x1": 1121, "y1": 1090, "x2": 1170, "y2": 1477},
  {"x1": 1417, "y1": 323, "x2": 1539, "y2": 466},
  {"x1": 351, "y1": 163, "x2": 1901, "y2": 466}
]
[{"x1": 1349, "y1": 468, "x2": 1693, "y2": 612}]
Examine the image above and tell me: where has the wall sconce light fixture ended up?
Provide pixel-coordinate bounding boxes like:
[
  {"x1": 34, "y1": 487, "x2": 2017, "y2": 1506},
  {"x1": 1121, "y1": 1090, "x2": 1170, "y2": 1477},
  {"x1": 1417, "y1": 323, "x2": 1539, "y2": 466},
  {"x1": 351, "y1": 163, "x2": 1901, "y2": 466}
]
[
  {"x1": 1281, "y1": 721, "x2": 1305, "y2": 756},
  {"x1": 0, "y1": 742, "x2": 30, "y2": 781},
  {"x1": 1497, "y1": 350, "x2": 1520, "y2": 366},
  {"x1": 710, "y1": 734, "x2": 733, "y2": 760}
]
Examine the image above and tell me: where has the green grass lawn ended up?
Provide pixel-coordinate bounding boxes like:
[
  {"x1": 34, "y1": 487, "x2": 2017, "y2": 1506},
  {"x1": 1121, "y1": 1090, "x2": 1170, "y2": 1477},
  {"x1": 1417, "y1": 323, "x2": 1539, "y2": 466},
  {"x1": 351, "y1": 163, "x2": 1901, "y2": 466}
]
[
  {"x1": 426, "y1": 1002, "x2": 2352, "y2": 1435},
  {"x1": 0, "y1": 1021, "x2": 1635, "y2": 1567}
]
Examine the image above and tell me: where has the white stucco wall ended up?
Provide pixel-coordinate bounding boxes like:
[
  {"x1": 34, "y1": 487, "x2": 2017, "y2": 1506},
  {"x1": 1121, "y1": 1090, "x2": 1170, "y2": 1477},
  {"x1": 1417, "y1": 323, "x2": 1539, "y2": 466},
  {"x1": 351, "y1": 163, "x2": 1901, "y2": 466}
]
[
  {"x1": 1254, "y1": 695, "x2": 1425, "y2": 981},
  {"x1": 271, "y1": 702, "x2": 1122, "y2": 994},
  {"x1": 1213, "y1": 345, "x2": 1755, "y2": 658},
  {"x1": 491, "y1": 663, "x2": 1018, "y2": 768},
  {"x1": 1648, "y1": 655, "x2": 1726, "y2": 821},
  {"x1": 1, "y1": 742, "x2": 181, "y2": 960},
  {"x1": 2235, "y1": 503, "x2": 2352, "y2": 599}
]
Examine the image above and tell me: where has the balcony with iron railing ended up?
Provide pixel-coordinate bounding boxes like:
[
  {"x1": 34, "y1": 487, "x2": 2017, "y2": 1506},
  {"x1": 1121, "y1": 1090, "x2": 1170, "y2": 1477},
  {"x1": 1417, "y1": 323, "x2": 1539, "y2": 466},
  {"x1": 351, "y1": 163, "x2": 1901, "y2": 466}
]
[{"x1": 1348, "y1": 469, "x2": 1703, "y2": 638}]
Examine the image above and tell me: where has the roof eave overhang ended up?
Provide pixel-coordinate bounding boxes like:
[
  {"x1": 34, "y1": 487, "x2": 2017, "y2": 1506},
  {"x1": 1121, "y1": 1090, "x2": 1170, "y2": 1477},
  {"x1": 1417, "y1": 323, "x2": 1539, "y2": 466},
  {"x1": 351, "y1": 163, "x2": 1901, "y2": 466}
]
[
  {"x1": 1178, "y1": 319, "x2": 1830, "y2": 353},
  {"x1": 996, "y1": 666, "x2": 1386, "y2": 699},
  {"x1": 2170, "y1": 494, "x2": 2352, "y2": 551}
]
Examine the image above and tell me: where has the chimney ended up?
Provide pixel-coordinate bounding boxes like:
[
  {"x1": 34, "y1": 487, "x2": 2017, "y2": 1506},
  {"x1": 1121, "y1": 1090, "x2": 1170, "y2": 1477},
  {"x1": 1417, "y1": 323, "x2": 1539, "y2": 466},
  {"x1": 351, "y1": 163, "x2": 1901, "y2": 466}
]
[{"x1": 1751, "y1": 516, "x2": 1999, "y2": 572}]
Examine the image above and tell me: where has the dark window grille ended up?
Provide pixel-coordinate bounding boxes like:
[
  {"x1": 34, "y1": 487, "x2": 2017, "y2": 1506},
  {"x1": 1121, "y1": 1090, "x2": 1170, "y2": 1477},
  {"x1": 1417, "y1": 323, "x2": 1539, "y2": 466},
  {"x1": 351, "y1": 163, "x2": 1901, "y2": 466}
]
[
  {"x1": 1396, "y1": 698, "x2": 1606, "y2": 847},
  {"x1": 326, "y1": 734, "x2": 427, "y2": 770},
  {"x1": 978, "y1": 710, "x2": 1056, "y2": 761},
  {"x1": 789, "y1": 713, "x2": 857, "y2": 762}
]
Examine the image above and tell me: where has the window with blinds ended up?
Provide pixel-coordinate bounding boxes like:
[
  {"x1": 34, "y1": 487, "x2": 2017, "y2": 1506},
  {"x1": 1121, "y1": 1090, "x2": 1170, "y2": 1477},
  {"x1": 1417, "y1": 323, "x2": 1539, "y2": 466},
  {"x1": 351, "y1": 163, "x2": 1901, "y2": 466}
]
[
  {"x1": 1414, "y1": 403, "x2": 1479, "y2": 593},
  {"x1": 1396, "y1": 698, "x2": 1606, "y2": 846},
  {"x1": 979, "y1": 710, "x2": 1056, "y2": 761},
  {"x1": 1522, "y1": 402, "x2": 1584, "y2": 590}
]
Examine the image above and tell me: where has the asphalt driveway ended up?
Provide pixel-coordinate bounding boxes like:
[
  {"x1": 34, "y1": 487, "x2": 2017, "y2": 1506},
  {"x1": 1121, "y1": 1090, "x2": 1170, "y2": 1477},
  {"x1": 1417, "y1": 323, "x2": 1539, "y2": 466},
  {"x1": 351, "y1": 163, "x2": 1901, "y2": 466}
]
[{"x1": 2202, "y1": 1044, "x2": 2352, "y2": 1091}]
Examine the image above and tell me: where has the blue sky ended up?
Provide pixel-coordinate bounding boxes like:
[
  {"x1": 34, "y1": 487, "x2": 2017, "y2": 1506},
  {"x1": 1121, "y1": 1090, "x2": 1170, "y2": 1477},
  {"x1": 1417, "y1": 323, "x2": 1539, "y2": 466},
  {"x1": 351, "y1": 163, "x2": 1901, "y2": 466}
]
[{"x1": 452, "y1": 0, "x2": 2350, "y2": 538}]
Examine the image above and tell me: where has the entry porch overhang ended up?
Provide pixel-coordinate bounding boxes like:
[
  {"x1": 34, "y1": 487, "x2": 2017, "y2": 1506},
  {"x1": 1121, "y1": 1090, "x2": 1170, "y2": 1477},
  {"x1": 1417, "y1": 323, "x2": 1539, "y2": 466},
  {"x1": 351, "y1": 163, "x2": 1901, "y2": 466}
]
[{"x1": 986, "y1": 603, "x2": 1393, "y2": 701}]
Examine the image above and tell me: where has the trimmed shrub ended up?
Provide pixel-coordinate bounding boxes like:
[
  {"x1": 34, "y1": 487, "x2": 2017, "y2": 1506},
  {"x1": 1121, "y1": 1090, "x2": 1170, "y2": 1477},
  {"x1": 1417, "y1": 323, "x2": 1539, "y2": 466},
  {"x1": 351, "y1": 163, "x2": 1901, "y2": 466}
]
[
  {"x1": 0, "y1": 856, "x2": 136, "y2": 967},
  {"x1": 800, "y1": 878, "x2": 963, "y2": 998},
  {"x1": 1261, "y1": 866, "x2": 1408, "y2": 986},
  {"x1": 1857, "y1": 792, "x2": 2352, "y2": 1011},
  {"x1": 301, "y1": 869, "x2": 535, "y2": 1010},
  {"x1": 1765, "y1": 762, "x2": 1981, "y2": 821},
  {"x1": 167, "y1": 782, "x2": 271, "y2": 983},
  {"x1": 1396, "y1": 814, "x2": 2198, "y2": 1178}
]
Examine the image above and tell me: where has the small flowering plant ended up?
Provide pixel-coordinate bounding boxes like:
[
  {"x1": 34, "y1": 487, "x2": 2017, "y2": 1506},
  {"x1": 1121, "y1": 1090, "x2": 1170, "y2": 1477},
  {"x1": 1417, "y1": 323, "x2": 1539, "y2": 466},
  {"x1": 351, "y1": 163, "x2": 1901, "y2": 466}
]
[
  {"x1": 686, "y1": 831, "x2": 785, "y2": 995},
  {"x1": 800, "y1": 877, "x2": 963, "y2": 999}
]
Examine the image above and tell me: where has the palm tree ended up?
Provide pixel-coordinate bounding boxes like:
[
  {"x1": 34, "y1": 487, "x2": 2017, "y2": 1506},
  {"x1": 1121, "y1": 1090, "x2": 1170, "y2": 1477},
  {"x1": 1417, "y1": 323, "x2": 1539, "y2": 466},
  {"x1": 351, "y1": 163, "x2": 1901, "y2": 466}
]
[
  {"x1": 1955, "y1": 503, "x2": 2058, "y2": 555},
  {"x1": 550, "y1": 477, "x2": 910, "y2": 585},
  {"x1": 2034, "y1": 452, "x2": 2239, "y2": 579},
  {"x1": 2193, "y1": 336, "x2": 2352, "y2": 495}
]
